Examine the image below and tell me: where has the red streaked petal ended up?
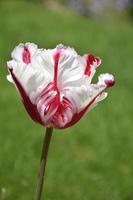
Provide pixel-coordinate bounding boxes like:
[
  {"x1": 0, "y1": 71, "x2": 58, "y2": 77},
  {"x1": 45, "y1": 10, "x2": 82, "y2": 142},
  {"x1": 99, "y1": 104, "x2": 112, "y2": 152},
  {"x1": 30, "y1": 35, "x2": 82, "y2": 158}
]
[
  {"x1": 84, "y1": 54, "x2": 101, "y2": 76},
  {"x1": 36, "y1": 82, "x2": 60, "y2": 125},
  {"x1": 53, "y1": 51, "x2": 60, "y2": 87},
  {"x1": 63, "y1": 90, "x2": 104, "y2": 129},
  {"x1": 9, "y1": 68, "x2": 43, "y2": 125},
  {"x1": 84, "y1": 54, "x2": 94, "y2": 76},
  {"x1": 11, "y1": 43, "x2": 38, "y2": 63},
  {"x1": 63, "y1": 75, "x2": 115, "y2": 128},
  {"x1": 51, "y1": 96, "x2": 74, "y2": 128}
]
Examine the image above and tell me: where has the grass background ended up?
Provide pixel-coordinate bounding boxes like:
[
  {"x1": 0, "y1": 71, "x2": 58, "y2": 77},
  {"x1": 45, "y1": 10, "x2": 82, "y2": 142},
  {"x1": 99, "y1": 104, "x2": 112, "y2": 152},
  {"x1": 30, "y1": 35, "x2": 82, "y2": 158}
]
[{"x1": 0, "y1": 1, "x2": 133, "y2": 200}]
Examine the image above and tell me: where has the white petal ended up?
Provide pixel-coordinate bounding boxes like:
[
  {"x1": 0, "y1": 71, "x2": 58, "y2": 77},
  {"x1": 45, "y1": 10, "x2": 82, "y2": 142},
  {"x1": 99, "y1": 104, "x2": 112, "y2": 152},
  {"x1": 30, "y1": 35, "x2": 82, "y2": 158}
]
[
  {"x1": 8, "y1": 44, "x2": 55, "y2": 105},
  {"x1": 88, "y1": 92, "x2": 108, "y2": 111},
  {"x1": 25, "y1": 42, "x2": 38, "y2": 57},
  {"x1": 64, "y1": 79, "x2": 107, "y2": 113},
  {"x1": 11, "y1": 42, "x2": 38, "y2": 62},
  {"x1": 65, "y1": 73, "x2": 113, "y2": 114},
  {"x1": 57, "y1": 48, "x2": 85, "y2": 90},
  {"x1": 40, "y1": 49, "x2": 55, "y2": 79},
  {"x1": 40, "y1": 45, "x2": 85, "y2": 91},
  {"x1": 7, "y1": 54, "x2": 51, "y2": 103},
  {"x1": 11, "y1": 43, "x2": 24, "y2": 62},
  {"x1": 95, "y1": 92, "x2": 108, "y2": 102}
]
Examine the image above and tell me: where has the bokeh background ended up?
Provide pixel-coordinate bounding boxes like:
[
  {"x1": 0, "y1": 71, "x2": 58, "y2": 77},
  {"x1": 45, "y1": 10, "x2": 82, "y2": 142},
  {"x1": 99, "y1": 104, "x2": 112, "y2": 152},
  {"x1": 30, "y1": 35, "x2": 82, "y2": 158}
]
[{"x1": 0, "y1": 0, "x2": 133, "y2": 200}]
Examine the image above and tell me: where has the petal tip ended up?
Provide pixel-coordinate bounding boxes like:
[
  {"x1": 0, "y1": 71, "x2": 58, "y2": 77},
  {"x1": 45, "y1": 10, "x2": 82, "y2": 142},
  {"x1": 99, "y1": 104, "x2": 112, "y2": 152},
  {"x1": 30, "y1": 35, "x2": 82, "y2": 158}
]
[
  {"x1": 11, "y1": 42, "x2": 38, "y2": 63},
  {"x1": 7, "y1": 74, "x2": 13, "y2": 83},
  {"x1": 99, "y1": 73, "x2": 115, "y2": 88},
  {"x1": 105, "y1": 79, "x2": 115, "y2": 87}
]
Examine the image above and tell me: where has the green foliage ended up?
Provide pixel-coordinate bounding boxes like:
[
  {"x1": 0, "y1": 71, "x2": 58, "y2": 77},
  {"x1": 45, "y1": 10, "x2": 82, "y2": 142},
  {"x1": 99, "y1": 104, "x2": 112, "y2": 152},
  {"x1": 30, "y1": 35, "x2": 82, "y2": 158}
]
[{"x1": 0, "y1": 1, "x2": 133, "y2": 200}]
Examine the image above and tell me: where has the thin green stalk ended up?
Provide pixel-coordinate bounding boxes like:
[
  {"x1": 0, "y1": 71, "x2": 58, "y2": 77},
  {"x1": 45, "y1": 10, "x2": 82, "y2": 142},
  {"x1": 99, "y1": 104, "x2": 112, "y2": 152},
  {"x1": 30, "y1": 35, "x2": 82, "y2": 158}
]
[{"x1": 34, "y1": 127, "x2": 53, "y2": 200}]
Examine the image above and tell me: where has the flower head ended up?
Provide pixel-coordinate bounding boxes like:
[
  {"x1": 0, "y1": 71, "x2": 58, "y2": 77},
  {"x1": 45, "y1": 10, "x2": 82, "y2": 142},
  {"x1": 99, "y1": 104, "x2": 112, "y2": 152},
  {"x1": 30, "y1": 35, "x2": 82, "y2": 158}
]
[{"x1": 7, "y1": 43, "x2": 114, "y2": 129}]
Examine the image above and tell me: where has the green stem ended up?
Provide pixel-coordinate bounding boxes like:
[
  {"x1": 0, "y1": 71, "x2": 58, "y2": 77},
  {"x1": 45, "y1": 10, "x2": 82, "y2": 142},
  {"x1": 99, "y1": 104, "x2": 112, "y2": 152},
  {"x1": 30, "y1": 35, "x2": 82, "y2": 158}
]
[{"x1": 34, "y1": 127, "x2": 53, "y2": 200}]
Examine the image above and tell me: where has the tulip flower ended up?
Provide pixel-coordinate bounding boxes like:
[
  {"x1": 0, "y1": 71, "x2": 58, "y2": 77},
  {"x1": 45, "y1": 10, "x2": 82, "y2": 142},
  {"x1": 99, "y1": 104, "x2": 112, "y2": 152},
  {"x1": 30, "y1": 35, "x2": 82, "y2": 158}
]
[
  {"x1": 7, "y1": 43, "x2": 114, "y2": 200},
  {"x1": 7, "y1": 43, "x2": 114, "y2": 129}
]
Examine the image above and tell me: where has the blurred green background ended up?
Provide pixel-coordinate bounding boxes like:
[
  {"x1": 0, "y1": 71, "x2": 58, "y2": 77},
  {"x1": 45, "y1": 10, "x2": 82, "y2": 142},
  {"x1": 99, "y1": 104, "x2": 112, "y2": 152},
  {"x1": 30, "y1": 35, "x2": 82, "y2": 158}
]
[{"x1": 0, "y1": 0, "x2": 133, "y2": 200}]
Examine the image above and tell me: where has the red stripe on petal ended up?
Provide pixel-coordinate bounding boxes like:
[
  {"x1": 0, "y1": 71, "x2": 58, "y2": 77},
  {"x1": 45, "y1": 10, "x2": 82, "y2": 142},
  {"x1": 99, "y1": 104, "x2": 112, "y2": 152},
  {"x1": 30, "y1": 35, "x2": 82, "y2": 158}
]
[
  {"x1": 22, "y1": 46, "x2": 31, "y2": 64},
  {"x1": 51, "y1": 96, "x2": 74, "y2": 128},
  {"x1": 36, "y1": 82, "x2": 60, "y2": 125},
  {"x1": 9, "y1": 68, "x2": 43, "y2": 125},
  {"x1": 84, "y1": 54, "x2": 94, "y2": 76},
  {"x1": 87, "y1": 54, "x2": 95, "y2": 65},
  {"x1": 84, "y1": 54, "x2": 101, "y2": 76},
  {"x1": 53, "y1": 51, "x2": 60, "y2": 87}
]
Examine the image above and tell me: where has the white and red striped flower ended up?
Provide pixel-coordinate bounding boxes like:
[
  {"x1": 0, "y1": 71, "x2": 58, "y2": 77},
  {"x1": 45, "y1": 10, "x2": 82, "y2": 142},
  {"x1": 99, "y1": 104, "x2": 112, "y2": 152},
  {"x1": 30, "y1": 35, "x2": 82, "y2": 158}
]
[{"x1": 7, "y1": 43, "x2": 114, "y2": 129}]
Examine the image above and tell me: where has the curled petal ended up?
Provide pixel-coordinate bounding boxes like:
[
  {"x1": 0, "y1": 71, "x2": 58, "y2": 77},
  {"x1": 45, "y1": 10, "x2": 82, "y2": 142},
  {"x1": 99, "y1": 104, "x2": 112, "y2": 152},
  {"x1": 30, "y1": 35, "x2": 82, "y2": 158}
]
[
  {"x1": 84, "y1": 54, "x2": 101, "y2": 77},
  {"x1": 80, "y1": 53, "x2": 102, "y2": 84},
  {"x1": 63, "y1": 73, "x2": 114, "y2": 128}
]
